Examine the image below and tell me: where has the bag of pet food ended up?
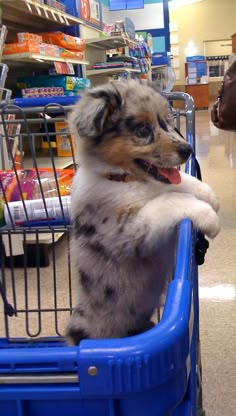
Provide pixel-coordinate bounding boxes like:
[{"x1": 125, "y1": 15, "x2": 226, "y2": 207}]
[{"x1": 41, "y1": 32, "x2": 86, "y2": 52}]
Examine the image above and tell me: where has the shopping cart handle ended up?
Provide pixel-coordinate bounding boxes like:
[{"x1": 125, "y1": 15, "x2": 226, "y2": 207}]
[{"x1": 12, "y1": 96, "x2": 80, "y2": 108}]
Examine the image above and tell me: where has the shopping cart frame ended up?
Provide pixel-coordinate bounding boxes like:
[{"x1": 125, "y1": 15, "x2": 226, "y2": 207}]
[{"x1": 0, "y1": 92, "x2": 205, "y2": 416}]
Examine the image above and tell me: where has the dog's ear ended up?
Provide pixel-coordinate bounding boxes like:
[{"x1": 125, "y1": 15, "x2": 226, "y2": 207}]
[{"x1": 70, "y1": 83, "x2": 123, "y2": 139}]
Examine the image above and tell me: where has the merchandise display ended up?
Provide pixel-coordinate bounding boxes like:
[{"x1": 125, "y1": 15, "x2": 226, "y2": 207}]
[
  {"x1": 41, "y1": 32, "x2": 86, "y2": 52},
  {"x1": 44, "y1": 0, "x2": 66, "y2": 12},
  {"x1": 89, "y1": 39, "x2": 151, "y2": 75},
  {"x1": 0, "y1": 168, "x2": 74, "y2": 202},
  {"x1": 55, "y1": 121, "x2": 75, "y2": 156},
  {"x1": 3, "y1": 31, "x2": 86, "y2": 61},
  {"x1": 3, "y1": 195, "x2": 71, "y2": 227},
  {"x1": 22, "y1": 87, "x2": 64, "y2": 98},
  {"x1": 3, "y1": 41, "x2": 51, "y2": 56},
  {"x1": 17, "y1": 75, "x2": 91, "y2": 97}
]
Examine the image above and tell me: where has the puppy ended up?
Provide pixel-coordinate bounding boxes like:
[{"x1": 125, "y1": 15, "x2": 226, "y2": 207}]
[{"x1": 65, "y1": 80, "x2": 220, "y2": 344}]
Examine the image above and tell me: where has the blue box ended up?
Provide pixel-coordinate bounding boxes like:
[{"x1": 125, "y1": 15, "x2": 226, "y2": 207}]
[
  {"x1": 152, "y1": 52, "x2": 169, "y2": 66},
  {"x1": 60, "y1": 0, "x2": 79, "y2": 15}
]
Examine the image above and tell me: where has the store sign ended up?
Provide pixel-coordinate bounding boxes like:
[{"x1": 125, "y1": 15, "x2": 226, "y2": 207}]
[{"x1": 79, "y1": 0, "x2": 102, "y2": 28}]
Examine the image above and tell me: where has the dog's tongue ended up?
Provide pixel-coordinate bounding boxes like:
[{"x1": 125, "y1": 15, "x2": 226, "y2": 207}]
[{"x1": 158, "y1": 167, "x2": 181, "y2": 185}]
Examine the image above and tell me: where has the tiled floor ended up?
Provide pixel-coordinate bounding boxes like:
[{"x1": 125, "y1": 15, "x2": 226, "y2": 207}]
[{"x1": 195, "y1": 110, "x2": 236, "y2": 416}]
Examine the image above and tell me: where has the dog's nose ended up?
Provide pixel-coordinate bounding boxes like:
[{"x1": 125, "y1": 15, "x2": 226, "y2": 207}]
[{"x1": 178, "y1": 144, "x2": 192, "y2": 159}]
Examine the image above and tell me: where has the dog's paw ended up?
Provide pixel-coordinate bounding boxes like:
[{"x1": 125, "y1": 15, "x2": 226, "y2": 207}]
[
  {"x1": 64, "y1": 315, "x2": 89, "y2": 346},
  {"x1": 196, "y1": 182, "x2": 220, "y2": 213},
  {"x1": 193, "y1": 202, "x2": 220, "y2": 239}
]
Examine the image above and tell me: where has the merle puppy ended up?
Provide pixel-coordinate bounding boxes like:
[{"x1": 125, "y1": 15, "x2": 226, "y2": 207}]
[{"x1": 65, "y1": 80, "x2": 220, "y2": 344}]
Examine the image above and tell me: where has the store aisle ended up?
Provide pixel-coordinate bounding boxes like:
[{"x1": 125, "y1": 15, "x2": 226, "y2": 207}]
[
  {"x1": 0, "y1": 108, "x2": 235, "y2": 416},
  {"x1": 195, "y1": 110, "x2": 236, "y2": 416}
]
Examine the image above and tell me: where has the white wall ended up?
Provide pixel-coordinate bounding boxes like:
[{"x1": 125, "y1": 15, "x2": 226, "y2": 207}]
[{"x1": 103, "y1": 3, "x2": 164, "y2": 30}]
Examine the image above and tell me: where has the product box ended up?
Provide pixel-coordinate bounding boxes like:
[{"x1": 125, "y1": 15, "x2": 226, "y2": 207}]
[
  {"x1": 15, "y1": 33, "x2": 43, "y2": 44},
  {"x1": 55, "y1": 122, "x2": 75, "y2": 157},
  {"x1": 151, "y1": 52, "x2": 169, "y2": 66},
  {"x1": 59, "y1": 47, "x2": 84, "y2": 60},
  {"x1": 22, "y1": 87, "x2": 64, "y2": 98},
  {"x1": 60, "y1": 0, "x2": 79, "y2": 16},
  {"x1": 17, "y1": 75, "x2": 91, "y2": 93},
  {"x1": 3, "y1": 41, "x2": 43, "y2": 55},
  {"x1": 44, "y1": 0, "x2": 66, "y2": 12},
  {"x1": 43, "y1": 43, "x2": 60, "y2": 57}
]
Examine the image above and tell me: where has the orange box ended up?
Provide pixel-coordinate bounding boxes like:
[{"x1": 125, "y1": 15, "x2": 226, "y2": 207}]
[
  {"x1": 15, "y1": 33, "x2": 43, "y2": 44},
  {"x1": 55, "y1": 122, "x2": 75, "y2": 157},
  {"x1": 3, "y1": 41, "x2": 42, "y2": 55},
  {"x1": 43, "y1": 43, "x2": 60, "y2": 57}
]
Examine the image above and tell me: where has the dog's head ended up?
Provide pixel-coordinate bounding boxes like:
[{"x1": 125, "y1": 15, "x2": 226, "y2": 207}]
[{"x1": 70, "y1": 80, "x2": 192, "y2": 183}]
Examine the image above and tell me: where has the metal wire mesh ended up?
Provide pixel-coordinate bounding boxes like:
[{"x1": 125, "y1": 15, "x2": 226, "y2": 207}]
[{"x1": 0, "y1": 103, "x2": 77, "y2": 340}]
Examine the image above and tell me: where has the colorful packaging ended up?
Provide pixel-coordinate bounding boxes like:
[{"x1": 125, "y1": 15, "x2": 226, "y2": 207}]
[
  {"x1": 17, "y1": 75, "x2": 91, "y2": 93},
  {"x1": 44, "y1": 0, "x2": 66, "y2": 12},
  {"x1": 41, "y1": 32, "x2": 86, "y2": 52},
  {"x1": 4, "y1": 196, "x2": 71, "y2": 227},
  {"x1": 0, "y1": 168, "x2": 75, "y2": 202},
  {"x1": 14, "y1": 33, "x2": 43, "y2": 44},
  {"x1": 3, "y1": 41, "x2": 43, "y2": 55},
  {"x1": 22, "y1": 87, "x2": 64, "y2": 98},
  {"x1": 43, "y1": 43, "x2": 60, "y2": 57},
  {"x1": 55, "y1": 122, "x2": 75, "y2": 157},
  {"x1": 59, "y1": 47, "x2": 84, "y2": 60}
]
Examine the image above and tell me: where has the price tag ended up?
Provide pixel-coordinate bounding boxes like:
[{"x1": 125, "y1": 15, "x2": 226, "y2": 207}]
[{"x1": 67, "y1": 63, "x2": 75, "y2": 75}]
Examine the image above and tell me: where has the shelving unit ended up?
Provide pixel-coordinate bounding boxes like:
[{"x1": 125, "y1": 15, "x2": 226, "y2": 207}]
[
  {"x1": 86, "y1": 67, "x2": 140, "y2": 76},
  {"x1": 23, "y1": 155, "x2": 74, "y2": 169},
  {"x1": 0, "y1": 1, "x2": 83, "y2": 250},
  {"x1": 0, "y1": 0, "x2": 85, "y2": 31},
  {"x1": 85, "y1": 36, "x2": 137, "y2": 49},
  {"x1": 151, "y1": 64, "x2": 168, "y2": 70},
  {"x1": 2, "y1": 52, "x2": 89, "y2": 66},
  {"x1": 84, "y1": 35, "x2": 141, "y2": 86}
]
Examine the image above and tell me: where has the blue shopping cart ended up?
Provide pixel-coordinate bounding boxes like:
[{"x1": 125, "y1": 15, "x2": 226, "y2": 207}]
[{"x1": 0, "y1": 92, "x2": 206, "y2": 416}]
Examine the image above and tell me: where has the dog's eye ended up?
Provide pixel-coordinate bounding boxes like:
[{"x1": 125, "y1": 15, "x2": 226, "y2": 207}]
[
  {"x1": 135, "y1": 123, "x2": 154, "y2": 144},
  {"x1": 135, "y1": 124, "x2": 152, "y2": 137}
]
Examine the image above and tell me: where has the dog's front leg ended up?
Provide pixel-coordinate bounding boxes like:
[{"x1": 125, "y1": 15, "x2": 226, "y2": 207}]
[
  {"x1": 163, "y1": 172, "x2": 220, "y2": 213},
  {"x1": 133, "y1": 192, "x2": 220, "y2": 257}
]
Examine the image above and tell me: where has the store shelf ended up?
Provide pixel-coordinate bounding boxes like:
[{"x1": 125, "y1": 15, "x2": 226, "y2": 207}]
[
  {"x1": 23, "y1": 155, "x2": 74, "y2": 169},
  {"x1": 86, "y1": 36, "x2": 137, "y2": 50},
  {"x1": 2, "y1": 53, "x2": 89, "y2": 66},
  {"x1": 25, "y1": 232, "x2": 64, "y2": 245},
  {"x1": 0, "y1": 0, "x2": 85, "y2": 31},
  {"x1": 151, "y1": 65, "x2": 168, "y2": 69},
  {"x1": 86, "y1": 67, "x2": 141, "y2": 76}
]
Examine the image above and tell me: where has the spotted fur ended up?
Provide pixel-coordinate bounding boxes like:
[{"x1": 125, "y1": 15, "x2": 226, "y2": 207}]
[{"x1": 65, "y1": 80, "x2": 220, "y2": 344}]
